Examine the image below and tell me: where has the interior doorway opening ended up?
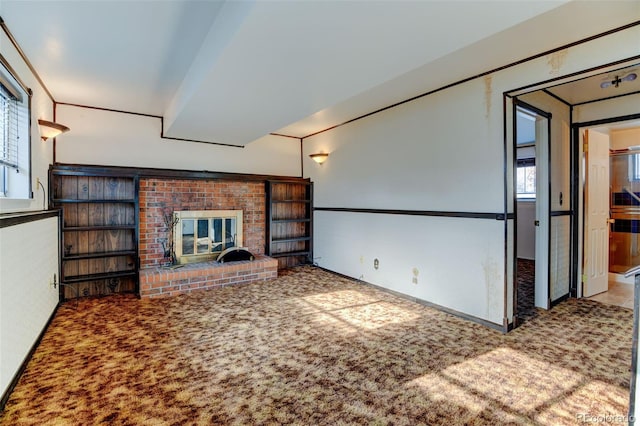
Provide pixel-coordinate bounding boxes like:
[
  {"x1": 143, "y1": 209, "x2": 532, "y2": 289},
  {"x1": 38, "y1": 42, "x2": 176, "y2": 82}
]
[
  {"x1": 514, "y1": 105, "x2": 543, "y2": 323},
  {"x1": 507, "y1": 60, "x2": 640, "y2": 327},
  {"x1": 580, "y1": 123, "x2": 639, "y2": 309}
]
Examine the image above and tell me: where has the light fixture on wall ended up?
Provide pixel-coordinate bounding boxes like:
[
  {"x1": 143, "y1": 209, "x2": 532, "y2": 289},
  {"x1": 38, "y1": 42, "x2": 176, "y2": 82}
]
[
  {"x1": 309, "y1": 152, "x2": 329, "y2": 165},
  {"x1": 600, "y1": 72, "x2": 637, "y2": 89},
  {"x1": 38, "y1": 119, "x2": 70, "y2": 141}
]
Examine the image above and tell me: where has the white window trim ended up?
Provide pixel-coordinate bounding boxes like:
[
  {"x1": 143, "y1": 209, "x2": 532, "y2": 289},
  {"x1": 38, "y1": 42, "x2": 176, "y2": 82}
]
[{"x1": 0, "y1": 57, "x2": 31, "y2": 199}]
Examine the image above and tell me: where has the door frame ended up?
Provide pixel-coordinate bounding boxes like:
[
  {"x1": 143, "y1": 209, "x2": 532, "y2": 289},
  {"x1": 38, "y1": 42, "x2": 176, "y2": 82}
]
[
  {"x1": 571, "y1": 113, "x2": 640, "y2": 299},
  {"x1": 512, "y1": 99, "x2": 552, "y2": 315}
]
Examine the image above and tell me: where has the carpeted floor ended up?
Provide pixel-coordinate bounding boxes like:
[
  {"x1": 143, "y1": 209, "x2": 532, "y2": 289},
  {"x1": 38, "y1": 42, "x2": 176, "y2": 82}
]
[
  {"x1": 517, "y1": 258, "x2": 537, "y2": 323},
  {"x1": 0, "y1": 266, "x2": 633, "y2": 425}
]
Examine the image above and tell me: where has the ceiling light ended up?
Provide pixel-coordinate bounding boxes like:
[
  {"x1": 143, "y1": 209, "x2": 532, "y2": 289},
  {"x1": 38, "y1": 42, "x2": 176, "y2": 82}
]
[
  {"x1": 600, "y1": 73, "x2": 637, "y2": 89},
  {"x1": 309, "y1": 152, "x2": 329, "y2": 165},
  {"x1": 38, "y1": 119, "x2": 70, "y2": 141}
]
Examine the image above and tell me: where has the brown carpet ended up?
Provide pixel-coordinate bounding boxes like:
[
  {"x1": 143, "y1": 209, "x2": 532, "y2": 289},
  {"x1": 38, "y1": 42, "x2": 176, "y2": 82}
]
[
  {"x1": 0, "y1": 266, "x2": 633, "y2": 425},
  {"x1": 517, "y1": 258, "x2": 537, "y2": 323}
]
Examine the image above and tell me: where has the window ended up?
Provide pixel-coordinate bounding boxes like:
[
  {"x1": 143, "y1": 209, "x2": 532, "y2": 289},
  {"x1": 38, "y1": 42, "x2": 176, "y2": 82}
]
[
  {"x1": 629, "y1": 152, "x2": 640, "y2": 181},
  {"x1": 0, "y1": 59, "x2": 30, "y2": 199},
  {"x1": 174, "y1": 210, "x2": 243, "y2": 264},
  {"x1": 516, "y1": 157, "x2": 536, "y2": 199},
  {"x1": 516, "y1": 107, "x2": 537, "y2": 200}
]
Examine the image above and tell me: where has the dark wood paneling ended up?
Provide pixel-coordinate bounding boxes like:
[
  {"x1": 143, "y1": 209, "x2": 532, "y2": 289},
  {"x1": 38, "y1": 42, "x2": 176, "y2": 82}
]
[
  {"x1": 51, "y1": 168, "x2": 138, "y2": 300},
  {"x1": 52, "y1": 163, "x2": 309, "y2": 184},
  {"x1": 266, "y1": 181, "x2": 313, "y2": 269}
]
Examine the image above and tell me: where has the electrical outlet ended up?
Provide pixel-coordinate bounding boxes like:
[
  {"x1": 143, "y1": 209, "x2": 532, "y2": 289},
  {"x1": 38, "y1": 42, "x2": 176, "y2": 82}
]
[
  {"x1": 374, "y1": 258, "x2": 379, "y2": 270},
  {"x1": 359, "y1": 256, "x2": 364, "y2": 264},
  {"x1": 36, "y1": 177, "x2": 40, "y2": 186},
  {"x1": 412, "y1": 267, "x2": 419, "y2": 285},
  {"x1": 50, "y1": 273, "x2": 57, "y2": 289}
]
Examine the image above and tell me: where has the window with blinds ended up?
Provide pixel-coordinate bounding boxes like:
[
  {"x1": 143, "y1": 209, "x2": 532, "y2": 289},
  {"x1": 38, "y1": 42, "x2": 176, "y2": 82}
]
[{"x1": 0, "y1": 59, "x2": 29, "y2": 198}]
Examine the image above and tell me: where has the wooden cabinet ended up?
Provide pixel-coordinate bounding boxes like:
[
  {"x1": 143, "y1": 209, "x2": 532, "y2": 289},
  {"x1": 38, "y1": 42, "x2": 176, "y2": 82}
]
[
  {"x1": 50, "y1": 166, "x2": 139, "y2": 300},
  {"x1": 266, "y1": 180, "x2": 313, "y2": 269}
]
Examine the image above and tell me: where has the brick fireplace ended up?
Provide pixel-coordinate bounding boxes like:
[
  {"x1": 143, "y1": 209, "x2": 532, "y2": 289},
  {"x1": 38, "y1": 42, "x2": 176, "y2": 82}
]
[{"x1": 138, "y1": 178, "x2": 276, "y2": 298}]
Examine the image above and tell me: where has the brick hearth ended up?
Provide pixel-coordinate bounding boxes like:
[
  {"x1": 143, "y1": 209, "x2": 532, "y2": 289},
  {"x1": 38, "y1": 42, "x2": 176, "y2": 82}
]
[
  {"x1": 138, "y1": 178, "x2": 275, "y2": 298},
  {"x1": 139, "y1": 256, "x2": 278, "y2": 298}
]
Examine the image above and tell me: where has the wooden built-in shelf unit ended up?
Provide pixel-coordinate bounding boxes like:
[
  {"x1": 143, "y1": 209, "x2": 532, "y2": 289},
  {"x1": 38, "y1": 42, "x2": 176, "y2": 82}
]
[
  {"x1": 266, "y1": 180, "x2": 313, "y2": 268},
  {"x1": 50, "y1": 166, "x2": 139, "y2": 300},
  {"x1": 50, "y1": 164, "x2": 314, "y2": 301}
]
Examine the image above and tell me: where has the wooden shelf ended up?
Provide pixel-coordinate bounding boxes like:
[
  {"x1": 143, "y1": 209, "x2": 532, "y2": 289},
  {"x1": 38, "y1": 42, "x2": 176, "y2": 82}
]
[
  {"x1": 270, "y1": 251, "x2": 311, "y2": 258},
  {"x1": 272, "y1": 218, "x2": 311, "y2": 223},
  {"x1": 63, "y1": 250, "x2": 137, "y2": 261},
  {"x1": 63, "y1": 270, "x2": 137, "y2": 284},
  {"x1": 266, "y1": 180, "x2": 313, "y2": 269},
  {"x1": 52, "y1": 198, "x2": 136, "y2": 204},
  {"x1": 272, "y1": 236, "x2": 311, "y2": 243},
  {"x1": 50, "y1": 167, "x2": 140, "y2": 300},
  {"x1": 63, "y1": 225, "x2": 136, "y2": 231}
]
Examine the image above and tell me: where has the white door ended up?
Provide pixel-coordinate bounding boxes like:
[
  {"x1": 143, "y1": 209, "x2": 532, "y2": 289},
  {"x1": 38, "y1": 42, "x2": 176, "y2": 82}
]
[{"x1": 584, "y1": 129, "x2": 610, "y2": 297}]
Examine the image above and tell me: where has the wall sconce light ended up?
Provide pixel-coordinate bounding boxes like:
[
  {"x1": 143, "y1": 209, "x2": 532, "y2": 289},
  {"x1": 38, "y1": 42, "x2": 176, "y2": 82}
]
[
  {"x1": 309, "y1": 152, "x2": 329, "y2": 165},
  {"x1": 38, "y1": 119, "x2": 70, "y2": 141}
]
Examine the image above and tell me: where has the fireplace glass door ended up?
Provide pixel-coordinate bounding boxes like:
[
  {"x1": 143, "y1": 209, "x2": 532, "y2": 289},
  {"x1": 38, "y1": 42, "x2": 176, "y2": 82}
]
[{"x1": 175, "y1": 210, "x2": 243, "y2": 264}]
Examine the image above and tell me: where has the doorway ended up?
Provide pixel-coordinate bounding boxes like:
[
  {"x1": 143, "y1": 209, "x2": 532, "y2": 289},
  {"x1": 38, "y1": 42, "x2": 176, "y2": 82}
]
[
  {"x1": 580, "y1": 123, "x2": 640, "y2": 309},
  {"x1": 514, "y1": 104, "x2": 550, "y2": 323},
  {"x1": 507, "y1": 61, "x2": 640, "y2": 325}
]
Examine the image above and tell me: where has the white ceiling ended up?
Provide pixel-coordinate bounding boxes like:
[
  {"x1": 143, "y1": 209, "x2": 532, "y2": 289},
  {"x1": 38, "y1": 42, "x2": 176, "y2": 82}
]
[
  {"x1": 546, "y1": 63, "x2": 640, "y2": 105},
  {"x1": 1, "y1": 0, "x2": 639, "y2": 146}
]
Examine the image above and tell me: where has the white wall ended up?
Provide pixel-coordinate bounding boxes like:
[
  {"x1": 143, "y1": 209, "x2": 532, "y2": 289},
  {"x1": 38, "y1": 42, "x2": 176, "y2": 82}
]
[
  {"x1": 55, "y1": 104, "x2": 301, "y2": 177},
  {"x1": 0, "y1": 217, "x2": 59, "y2": 399},
  {"x1": 517, "y1": 201, "x2": 535, "y2": 260},
  {"x1": 575, "y1": 93, "x2": 640, "y2": 126},
  {"x1": 305, "y1": 24, "x2": 640, "y2": 327},
  {"x1": 611, "y1": 127, "x2": 640, "y2": 150},
  {"x1": 0, "y1": 21, "x2": 60, "y2": 401},
  {"x1": 315, "y1": 212, "x2": 506, "y2": 323}
]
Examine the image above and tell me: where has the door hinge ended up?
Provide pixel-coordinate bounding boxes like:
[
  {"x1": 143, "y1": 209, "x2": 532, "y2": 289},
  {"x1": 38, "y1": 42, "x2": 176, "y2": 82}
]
[
  {"x1": 581, "y1": 274, "x2": 587, "y2": 283},
  {"x1": 583, "y1": 141, "x2": 588, "y2": 152}
]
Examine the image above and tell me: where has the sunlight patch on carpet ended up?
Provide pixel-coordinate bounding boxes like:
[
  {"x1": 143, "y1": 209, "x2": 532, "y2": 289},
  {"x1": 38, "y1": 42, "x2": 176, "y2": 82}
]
[
  {"x1": 301, "y1": 290, "x2": 381, "y2": 310},
  {"x1": 408, "y1": 347, "x2": 585, "y2": 417},
  {"x1": 301, "y1": 290, "x2": 421, "y2": 330},
  {"x1": 329, "y1": 301, "x2": 421, "y2": 330},
  {"x1": 407, "y1": 372, "x2": 490, "y2": 416},
  {"x1": 534, "y1": 378, "x2": 631, "y2": 424}
]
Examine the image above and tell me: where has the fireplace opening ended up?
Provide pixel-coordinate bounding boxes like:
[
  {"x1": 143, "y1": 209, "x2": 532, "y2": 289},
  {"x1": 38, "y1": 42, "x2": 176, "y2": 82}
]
[{"x1": 174, "y1": 210, "x2": 243, "y2": 265}]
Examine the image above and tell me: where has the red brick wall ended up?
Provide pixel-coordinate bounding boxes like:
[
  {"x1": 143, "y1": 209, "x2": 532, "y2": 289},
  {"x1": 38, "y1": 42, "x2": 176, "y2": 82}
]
[
  {"x1": 139, "y1": 256, "x2": 278, "y2": 298},
  {"x1": 139, "y1": 178, "x2": 265, "y2": 268}
]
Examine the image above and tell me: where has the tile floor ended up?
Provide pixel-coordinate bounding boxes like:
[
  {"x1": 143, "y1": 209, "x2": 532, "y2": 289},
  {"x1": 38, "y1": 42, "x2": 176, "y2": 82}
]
[{"x1": 588, "y1": 281, "x2": 634, "y2": 309}]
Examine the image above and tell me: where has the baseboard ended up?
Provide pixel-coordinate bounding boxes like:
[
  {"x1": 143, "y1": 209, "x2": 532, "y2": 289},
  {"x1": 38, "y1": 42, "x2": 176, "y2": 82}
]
[
  {"x1": 314, "y1": 266, "x2": 507, "y2": 333},
  {"x1": 0, "y1": 303, "x2": 60, "y2": 411}
]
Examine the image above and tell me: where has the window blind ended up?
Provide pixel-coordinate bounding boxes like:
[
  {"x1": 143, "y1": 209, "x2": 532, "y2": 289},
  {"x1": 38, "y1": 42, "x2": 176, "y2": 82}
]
[{"x1": 0, "y1": 82, "x2": 20, "y2": 170}]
